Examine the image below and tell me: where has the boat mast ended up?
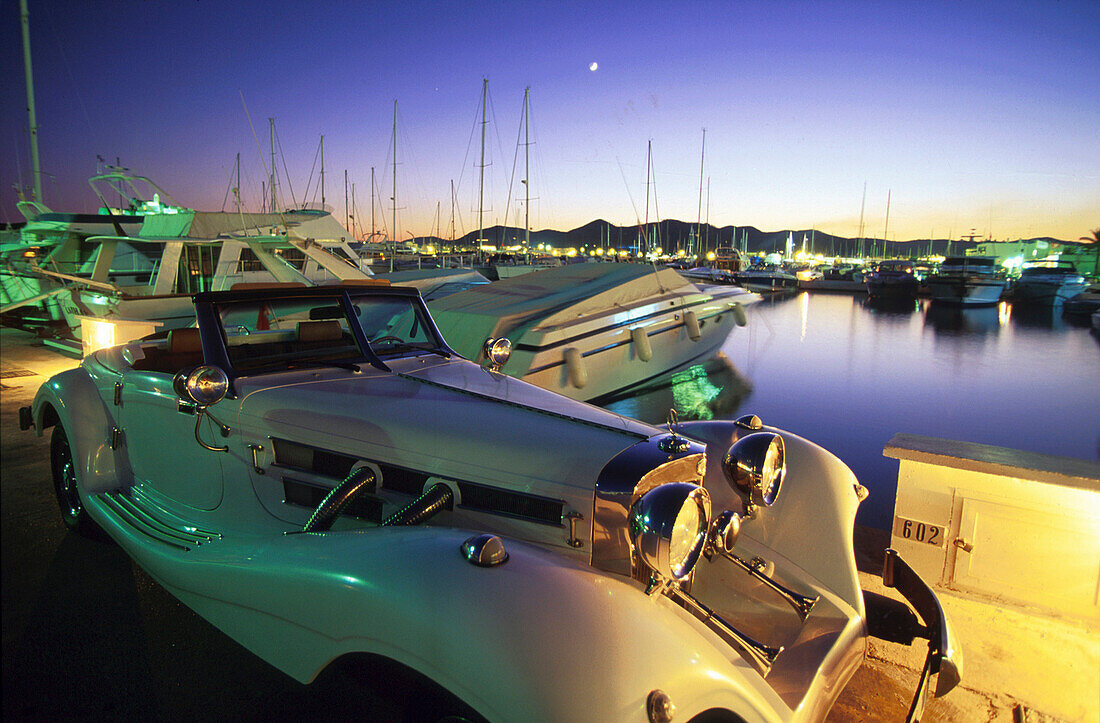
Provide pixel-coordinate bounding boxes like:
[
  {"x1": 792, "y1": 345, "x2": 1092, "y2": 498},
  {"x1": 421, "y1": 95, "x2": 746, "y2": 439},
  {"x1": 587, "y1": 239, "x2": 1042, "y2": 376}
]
[
  {"x1": 370, "y1": 166, "x2": 376, "y2": 239},
  {"x1": 391, "y1": 99, "x2": 397, "y2": 272},
  {"x1": 19, "y1": 0, "x2": 42, "y2": 202},
  {"x1": 450, "y1": 179, "x2": 456, "y2": 244},
  {"x1": 882, "y1": 188, "x2": 891, "y2": 256},
  {"x1": 344, "y1": 170, "x2": 349, "y2": 234},
  {"x1": 705, "y1": 176, "x2": 710, "y2": 255},
  {"x1": 477, "y1": 78, "x2": 488, "y2": 263},
  {"x1": 696, "y1": 128, "x2": 705, "y2": 259},
  {"x1": 320, "y1": 135, "x2": 325, "y2": 209},
  {"x1": 644, "y1": 140, "x2": 652, "y2": 256},
  {"x1": 269, "y1": 118, "x2": 277, "y2": 213},
  {"x1": 857, "y1": 181, "x2": 867, "y2": 258},
  {"x1": 524, "y1": 86, "x2": 530, "y2": 250}
]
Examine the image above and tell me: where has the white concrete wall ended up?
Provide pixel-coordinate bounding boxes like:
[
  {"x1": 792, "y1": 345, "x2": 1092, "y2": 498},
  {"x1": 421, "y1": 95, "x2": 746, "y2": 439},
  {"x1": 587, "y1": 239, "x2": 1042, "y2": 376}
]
[{"x1": 884, "y1": 433, "x2": 1100, "y2": 621}]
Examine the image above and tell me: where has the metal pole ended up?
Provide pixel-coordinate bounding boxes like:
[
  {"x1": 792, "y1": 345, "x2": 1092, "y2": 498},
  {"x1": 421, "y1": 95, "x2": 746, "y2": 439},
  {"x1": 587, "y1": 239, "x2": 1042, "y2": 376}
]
[
  {"x1": 391, "y1": 100, "x2": 397, "y2": 272},
  {"x1": 696, "y1": 128, "x2": 705, "y2": 258},
  {"x1": 20, "y1": 0, "x2": 42, "y2": 202},
  {"x1": 477, "y1": 78, "x2": 488, "y2": 263},
  {"x1": 524, "y1": 86, "x2": 530, "y2": 250}
]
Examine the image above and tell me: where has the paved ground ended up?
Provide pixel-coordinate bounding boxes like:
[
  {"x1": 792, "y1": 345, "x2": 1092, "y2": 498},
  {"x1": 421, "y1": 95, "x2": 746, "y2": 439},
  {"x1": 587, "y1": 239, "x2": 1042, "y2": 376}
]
[{"x1": 1, "y1": 327, "x2": 1090, "y2": 721}]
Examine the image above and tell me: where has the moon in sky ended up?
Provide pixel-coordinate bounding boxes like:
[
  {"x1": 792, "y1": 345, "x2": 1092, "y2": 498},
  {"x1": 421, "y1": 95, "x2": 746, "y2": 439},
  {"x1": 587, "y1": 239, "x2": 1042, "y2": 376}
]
[{"x1": 589, "y1": 61, "x2": 598, "y2": 72}]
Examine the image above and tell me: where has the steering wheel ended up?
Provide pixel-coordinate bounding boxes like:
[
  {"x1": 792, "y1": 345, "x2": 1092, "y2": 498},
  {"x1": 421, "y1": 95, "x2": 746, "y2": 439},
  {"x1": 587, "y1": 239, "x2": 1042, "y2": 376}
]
[{"x1": 370, "y1": 335, "x2": 404, "y2": 344}]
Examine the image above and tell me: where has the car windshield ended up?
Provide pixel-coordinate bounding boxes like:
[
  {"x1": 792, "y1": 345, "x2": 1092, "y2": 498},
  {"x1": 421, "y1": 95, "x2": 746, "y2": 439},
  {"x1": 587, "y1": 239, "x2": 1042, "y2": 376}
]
[
  {"x1": 213, "y1": 291, "x2": 446, "y2": 374},
  {"x1": 217, "y1": 294, "x2": 367, "y2": 373},
  {"x1": 348, "y1": 295, "x2": 444, "y2": 357}
]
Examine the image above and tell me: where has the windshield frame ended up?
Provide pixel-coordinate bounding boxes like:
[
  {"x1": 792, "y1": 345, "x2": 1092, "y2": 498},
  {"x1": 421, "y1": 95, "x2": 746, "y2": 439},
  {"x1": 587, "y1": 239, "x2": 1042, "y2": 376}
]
[{"x1": 192, "y1": 285, "x2": 456, "y2": 384}]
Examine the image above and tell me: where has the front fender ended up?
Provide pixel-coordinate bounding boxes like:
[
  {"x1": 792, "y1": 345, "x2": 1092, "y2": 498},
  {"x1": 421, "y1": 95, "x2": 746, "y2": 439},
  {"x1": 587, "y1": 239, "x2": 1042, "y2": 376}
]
[
  {"x1": 32, "y1": 369, "x2": 129, "y2": 495},
  {"x1": 679, "y1": 420, "x2": 864, "y2": 612},
  {"x1": 127, "y1": 525, "x2": 789, "y2": 722}
]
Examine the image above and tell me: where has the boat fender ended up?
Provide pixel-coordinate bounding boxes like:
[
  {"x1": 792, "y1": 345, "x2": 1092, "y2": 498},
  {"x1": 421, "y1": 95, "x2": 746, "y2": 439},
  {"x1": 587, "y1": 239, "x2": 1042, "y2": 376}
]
[
  {"x1": 684, "y1": 310, "x2": 701, "y2": 341},
  {"x1": 731, "y1": 302, "x2": 747, "y2": 327},
  {"x1": 630, "y1": 327, "x2": 653, "y2": 362},
  {"x1": 564, "y1": 347, "x2": 588, "y2": 388}
]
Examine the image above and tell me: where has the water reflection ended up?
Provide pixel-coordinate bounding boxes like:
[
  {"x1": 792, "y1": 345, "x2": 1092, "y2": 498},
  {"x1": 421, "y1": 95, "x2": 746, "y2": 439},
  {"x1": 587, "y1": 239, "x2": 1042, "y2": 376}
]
[
  {"x1": 1009, "y1": 303, "x2": 1071, "y2": 330},
  {"x1": 703, "y1": 291, "x2": 1099, "y2": 530},
  {"x1": 862, "y1": 295, "x2": 921, "y2": 321},
  {"x1": 924, "y1": 302, "x2": 1005, "y2": 336},
  {"x1": 600, "y1": 354, "x2": 752, "y2": 424}
]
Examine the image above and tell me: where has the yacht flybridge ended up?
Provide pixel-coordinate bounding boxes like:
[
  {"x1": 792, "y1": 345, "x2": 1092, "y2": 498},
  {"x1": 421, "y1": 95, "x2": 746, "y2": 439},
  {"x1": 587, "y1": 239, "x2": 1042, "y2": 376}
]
[{"x1": 31, "y1": 208, "x2": 373, "y2": 340}]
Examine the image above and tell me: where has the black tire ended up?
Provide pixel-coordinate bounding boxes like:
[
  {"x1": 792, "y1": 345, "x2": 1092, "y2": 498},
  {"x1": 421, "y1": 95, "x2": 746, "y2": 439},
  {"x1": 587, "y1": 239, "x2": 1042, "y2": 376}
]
[{"x1": 51, "y1": 424, "x2": 101, "y2": 538}]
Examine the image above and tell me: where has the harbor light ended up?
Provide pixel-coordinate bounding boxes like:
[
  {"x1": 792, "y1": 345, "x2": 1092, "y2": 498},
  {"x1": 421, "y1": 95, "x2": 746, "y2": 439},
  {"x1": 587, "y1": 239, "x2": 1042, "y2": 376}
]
[{"x1": 706, "y1": 251, "x2": 716, "y2": 261}]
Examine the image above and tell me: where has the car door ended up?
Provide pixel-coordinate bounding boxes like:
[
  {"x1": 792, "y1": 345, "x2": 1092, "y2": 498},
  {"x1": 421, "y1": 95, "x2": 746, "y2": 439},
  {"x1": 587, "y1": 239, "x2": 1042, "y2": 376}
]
[{"x1": 118, "y1": 368, "x2": 228, "y2": 510}]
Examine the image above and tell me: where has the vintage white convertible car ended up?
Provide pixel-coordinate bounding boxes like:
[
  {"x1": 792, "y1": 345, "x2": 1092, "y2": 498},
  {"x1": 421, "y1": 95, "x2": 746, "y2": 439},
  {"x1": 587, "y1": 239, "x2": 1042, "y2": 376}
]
[{"x1": 21, "y1": 284, "x2": 960, "y2": 722}]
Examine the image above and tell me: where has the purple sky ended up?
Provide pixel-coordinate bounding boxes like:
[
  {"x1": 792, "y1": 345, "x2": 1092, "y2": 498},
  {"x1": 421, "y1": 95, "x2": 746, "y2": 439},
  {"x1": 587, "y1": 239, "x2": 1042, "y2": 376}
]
[{"x1": 2, "y1": 0, "x2": 1097, "y2": 242}]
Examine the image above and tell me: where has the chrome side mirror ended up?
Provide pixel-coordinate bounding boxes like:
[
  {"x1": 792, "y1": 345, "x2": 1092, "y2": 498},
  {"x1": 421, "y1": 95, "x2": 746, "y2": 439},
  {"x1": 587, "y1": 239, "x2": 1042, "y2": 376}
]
[
  {"x1": 173, "y1": 365, "x2": 229, "y2": 407},
  {"x1": 483, "y1": 337, "x2": 512, "y2": 371},
  {"x1": 173, "y1": 366, "x2": 231, "y2": 453}
]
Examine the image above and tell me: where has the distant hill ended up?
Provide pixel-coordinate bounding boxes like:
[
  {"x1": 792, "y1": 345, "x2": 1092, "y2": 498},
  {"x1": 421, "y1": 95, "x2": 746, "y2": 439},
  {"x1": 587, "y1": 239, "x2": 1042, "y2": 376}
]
[{"x1": 407, "y1": 219, "x2": 1074, "y2": 258}]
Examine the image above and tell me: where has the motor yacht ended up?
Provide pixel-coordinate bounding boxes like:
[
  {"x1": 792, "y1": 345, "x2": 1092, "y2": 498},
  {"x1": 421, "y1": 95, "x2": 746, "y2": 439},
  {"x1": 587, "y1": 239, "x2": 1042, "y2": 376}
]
[
  {"x1": 735, "y1": 264, "x2": 799, "y2": 293},
  {"x1": 1011, "y1": 260, "x2": 1088, "y2": 306},
  {"x1": 866, "y1": 259, "x2": 919, "y2": 299},
  {"x1": 926, "y1": 256, "x2": 1006, "y2": 306}
]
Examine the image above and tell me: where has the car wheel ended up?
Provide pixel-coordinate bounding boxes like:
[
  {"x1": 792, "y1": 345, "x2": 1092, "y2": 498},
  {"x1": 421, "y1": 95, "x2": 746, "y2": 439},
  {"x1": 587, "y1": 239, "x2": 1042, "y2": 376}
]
[{"x1": 51, "y1": 424, "x2": 100, "y2": 538}]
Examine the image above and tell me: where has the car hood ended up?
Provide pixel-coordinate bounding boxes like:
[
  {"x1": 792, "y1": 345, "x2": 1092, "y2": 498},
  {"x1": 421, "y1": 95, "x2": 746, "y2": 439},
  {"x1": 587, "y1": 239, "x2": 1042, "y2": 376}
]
[{"x1": 234, "y1": 357, "x2": 657, "y2": 495}]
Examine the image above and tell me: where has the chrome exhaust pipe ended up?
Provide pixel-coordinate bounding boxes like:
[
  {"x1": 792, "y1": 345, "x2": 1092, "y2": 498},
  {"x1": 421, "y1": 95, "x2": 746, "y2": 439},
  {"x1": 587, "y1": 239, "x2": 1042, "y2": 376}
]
[{"x1": 721, "y1": 550, "x2": 819, "y2": 621}]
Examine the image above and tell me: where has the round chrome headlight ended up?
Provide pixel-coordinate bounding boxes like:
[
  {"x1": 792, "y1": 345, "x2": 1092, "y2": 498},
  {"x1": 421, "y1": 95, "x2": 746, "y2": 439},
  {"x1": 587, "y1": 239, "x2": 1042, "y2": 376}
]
[
  {"x1": 178, "y1": 365, "x2": 229, "y2": 407},
  {"x1": 722, "y1": 432, "x2": 785, "y2": 507},
  {"x1": 629, "y1": 483, "x2": 711, "y2": 581},
  {"x1": 483, "y1": 337, "x2": 512, "y2": 369}
]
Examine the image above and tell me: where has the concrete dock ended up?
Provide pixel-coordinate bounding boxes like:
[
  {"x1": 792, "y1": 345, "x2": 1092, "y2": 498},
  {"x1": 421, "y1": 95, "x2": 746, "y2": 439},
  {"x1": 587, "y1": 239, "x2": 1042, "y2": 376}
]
[{"x1": 2, "y1": 326, "x2": 1094, "y2": 721}]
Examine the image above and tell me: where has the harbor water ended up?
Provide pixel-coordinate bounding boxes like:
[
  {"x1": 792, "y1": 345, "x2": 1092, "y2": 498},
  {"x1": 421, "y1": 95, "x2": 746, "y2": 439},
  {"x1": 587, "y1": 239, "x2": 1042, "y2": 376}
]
[{"x1": 603, "y1": 292, "x2": 1100, "y2": 529}]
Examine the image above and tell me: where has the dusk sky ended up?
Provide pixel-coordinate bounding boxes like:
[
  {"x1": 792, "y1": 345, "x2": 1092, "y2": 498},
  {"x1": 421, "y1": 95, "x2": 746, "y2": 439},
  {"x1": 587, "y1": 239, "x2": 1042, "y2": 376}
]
[{"x1": 2, "y1": 0, "x2": 1097, "y2": 243}]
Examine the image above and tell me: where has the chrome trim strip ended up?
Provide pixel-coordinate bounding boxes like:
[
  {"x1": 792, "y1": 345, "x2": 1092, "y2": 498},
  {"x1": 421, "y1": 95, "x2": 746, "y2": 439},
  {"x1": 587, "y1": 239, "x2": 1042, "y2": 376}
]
[
  {"x1": 395, "y1": 372, "x2": 648, "y2": 440},
  {"x1": 516, "y1": 296, "x2": 734, "y2": 355},
  {"x1": 98, "y1": 488, "x2": 223, "y2": 550}
]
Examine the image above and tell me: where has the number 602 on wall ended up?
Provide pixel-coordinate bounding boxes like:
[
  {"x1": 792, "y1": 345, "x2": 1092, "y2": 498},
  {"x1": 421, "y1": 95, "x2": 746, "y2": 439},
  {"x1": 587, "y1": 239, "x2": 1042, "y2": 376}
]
[{"x1": 892, "y1": 516, "x2": 944, "y2": 548}]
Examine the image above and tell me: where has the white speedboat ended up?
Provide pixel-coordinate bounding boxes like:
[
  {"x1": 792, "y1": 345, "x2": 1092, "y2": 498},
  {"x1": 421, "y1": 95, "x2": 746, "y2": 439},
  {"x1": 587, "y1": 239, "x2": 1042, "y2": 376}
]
[
  {"x1": 799, "y1": 265, "x2": 869, "y2": 292},
  {"x1": 926, "y1": 256, "x2": 1006, "y2": 306},
  {"x1": 679, "y1": 266, "x2": 739, "y2": 285},
  {"x1": 1011, "y1": 260, "x2": 1088, "y2": 306},
  {"x1": 735, "y1": 264, "x2": 799, "y2": 293},
  {"x1": 428, "y1": 263, "x2": 759, "y2": 401}
]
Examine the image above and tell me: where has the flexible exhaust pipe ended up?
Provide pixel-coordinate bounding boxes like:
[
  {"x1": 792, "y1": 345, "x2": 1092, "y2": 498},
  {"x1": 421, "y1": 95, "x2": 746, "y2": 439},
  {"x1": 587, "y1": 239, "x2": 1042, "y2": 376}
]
[{"x1": 382, "y1": 483, "x2": 453, "y2": 527}]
